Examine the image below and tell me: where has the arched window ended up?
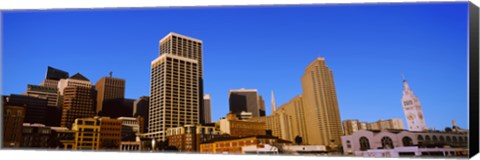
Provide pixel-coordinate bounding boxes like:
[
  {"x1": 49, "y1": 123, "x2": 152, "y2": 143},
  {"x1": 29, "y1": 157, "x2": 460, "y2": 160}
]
[
  {"x1": 381, "y1": 136, "x2": 394, "y2": 149},
  {"x1": 452, "y1": 136, "x2": 457, "y2": 142},
  {"x1": 402, "y1": 136, "x2": 413, "y2": 146},
  {"x1": 346, "y1": 140, "x2": 351, "y2": 148},
  {"x1": 425, "y1": 135, "x2": 431, "y2": 141},
  {"x1": 432, "y1": 135, "x2": 438, "y2": 141},
  {"x1": 439, "y1": 136, "x2": 445, "y2": 142},
  {"x1": 458, "y1": 136, "x2": 463, "y2": 142},
  {"x1": 417, "y1": 135, "x2": 424, "y2": 141},
  {"x1": 359, "y1": 137, "x2": 370, "y2": 151},
  {"x1": 446, "y1": 136, "x2": 451, "y2": 142},
  {"x1": 465, "y1": 136, "x2": 468, "y2": 142}
]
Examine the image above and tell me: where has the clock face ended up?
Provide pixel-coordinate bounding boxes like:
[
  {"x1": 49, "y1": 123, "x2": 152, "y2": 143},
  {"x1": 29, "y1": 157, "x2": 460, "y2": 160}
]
[{"x1": 407, "y1": 113, "x2": 416, "y2": 120}]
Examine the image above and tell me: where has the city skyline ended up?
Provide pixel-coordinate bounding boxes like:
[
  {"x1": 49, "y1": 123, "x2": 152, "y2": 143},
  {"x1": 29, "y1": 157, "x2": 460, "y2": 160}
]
[{"x1": 2, "y1": 2, "x2": 469, "y2": 130}]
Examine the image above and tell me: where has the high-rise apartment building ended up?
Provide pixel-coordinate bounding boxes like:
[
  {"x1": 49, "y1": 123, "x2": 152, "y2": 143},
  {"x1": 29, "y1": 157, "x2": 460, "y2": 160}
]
[
  {"x1": 247, "y1": 94, "x2": 308, "y2": 144},
  {"x1": 301, "y1": 57, "x2": 342, "y2": 146},
  {"x1": 203, "y1": 94, "x2": 212, "y2": 123},
  {"x1": 229, "y1": 88, "x2": 262, "y2": 118},
  {"x1": 95, "y1": 75, "x2": 126, "y2": 114},
  {"x1": 147, "y1": 32, "x2": 203, "y2": 141},
  {"x1": 401, "y1": 79, "x2": 428, "y2": 131}
]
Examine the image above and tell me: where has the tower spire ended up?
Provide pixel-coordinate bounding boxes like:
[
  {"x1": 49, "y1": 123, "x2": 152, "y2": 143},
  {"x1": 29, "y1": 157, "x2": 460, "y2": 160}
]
[{"x1": 271, "y1": 90, "x2": 276, "y2": 114}]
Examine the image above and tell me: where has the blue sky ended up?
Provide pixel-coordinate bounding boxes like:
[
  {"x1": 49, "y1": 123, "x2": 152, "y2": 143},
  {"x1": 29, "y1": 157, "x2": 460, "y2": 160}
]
[{"x1": 2, "y1": 2, "x2": 469, "y2": 130}]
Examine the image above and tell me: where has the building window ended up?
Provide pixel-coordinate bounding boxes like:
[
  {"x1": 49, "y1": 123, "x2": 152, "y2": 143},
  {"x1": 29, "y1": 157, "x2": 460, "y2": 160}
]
[
  {"x1": 381, "y1": 137, "x2": 394, "y2": 149},
  {"x1": 359, "y1": 137, "x2": 370, "y2": 151},
  {"x1": 402, "y1": 136, "x2": 413, "y2": 146}
]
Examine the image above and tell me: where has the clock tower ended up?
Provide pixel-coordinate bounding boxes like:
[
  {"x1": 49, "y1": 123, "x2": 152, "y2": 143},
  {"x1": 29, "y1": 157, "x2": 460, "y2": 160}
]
[{"x1": 401, "y1": 79, "x2": 428, "y2": 131}]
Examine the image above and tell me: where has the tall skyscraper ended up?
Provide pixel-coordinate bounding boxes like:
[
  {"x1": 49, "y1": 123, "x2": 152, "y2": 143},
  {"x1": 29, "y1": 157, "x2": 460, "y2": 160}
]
[
  {"x1": 401, "y1": 78, "x2": 428, "y2": 131},
  {"x1": 301, "y1": 57, "x2": 342, "y2": 146},
  {"x1": 203, "y1": 94, "x2": 212, "y2": 123},
  {"x1": 59, "y1": 73, "x2": 96, "y2": 128},
  {"x1": 95, "y1": 74, "x2": 126, "y2": 114},
  {"x1": 271, "y1": 90, "x2": 276, "y2": 114},
  {"x1": 40, "y1": 66, "x2": 69, "y2": 88},
  {"x1": 229, "y1": 88, "x2": 262, "y2": 118},
  {"x1": 147, "y1": 32, "x2": 203, "y2": 141}
]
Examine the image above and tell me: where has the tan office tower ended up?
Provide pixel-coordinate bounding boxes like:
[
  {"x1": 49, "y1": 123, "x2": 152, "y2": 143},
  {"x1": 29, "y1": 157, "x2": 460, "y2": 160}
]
[
  {"x1": 59, "y1": 73, "x2": 95, "y2": 128},
  {"x1": 301, "y1": 57, "x2": 342, "y2": 146},
  {"x1": 95, "y1": 75, "x2": 126, "y2": 113},
  {"x1": 147, "y1": 32, "x2": 202, "y2": 141}
]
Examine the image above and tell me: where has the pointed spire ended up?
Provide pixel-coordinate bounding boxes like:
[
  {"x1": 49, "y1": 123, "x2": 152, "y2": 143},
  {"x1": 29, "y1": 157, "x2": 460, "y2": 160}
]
[{"x1": 271, "y1": 90, "x2": 276, "y2": 114}]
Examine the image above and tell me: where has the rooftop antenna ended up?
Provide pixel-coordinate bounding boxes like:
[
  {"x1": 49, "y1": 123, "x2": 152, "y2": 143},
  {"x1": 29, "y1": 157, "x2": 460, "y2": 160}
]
[{"x1": 401, "y1": 72, "x2": 406, "y2": 81}]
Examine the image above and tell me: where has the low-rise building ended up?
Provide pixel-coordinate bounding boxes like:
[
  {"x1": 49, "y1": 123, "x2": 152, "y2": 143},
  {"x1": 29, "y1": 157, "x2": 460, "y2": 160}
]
[
  {"x1": 3, "y1": 105, "x2": 25, "y2": 148},
  {"x1": 219, "y1": 113, "x2": 266, "y2": 137},
  {"x1": 120, "y1": 141, "x2": 141, "y2": 151},
  {"x1": 166, "y1": 124, "x2": 221, "y2": 152},
  {"x1": 342, "y1": 119, "x2": 404, "y2": 135},
  {"x1": 282, "y1": 145, "x2": 327, "y2": 155},
  {"x1": 99, "y1": 117, "x2": 122, "y2": 150},
  {"x1": 118, "y1": 117, "x2": 141, "y2": 141},
  {"x1": 341, "y1": 129, "x2": 468, "y2": 157},
  {"x1": 72, "y1": 118, "x2": 101, "y2": 150},
  {"x1": 21, "y1": 123, "x2": 51, "y2": 148},
  {"x1": 242, "y1": 144, "x2": 278, "y2": 154},
  {"x1": 199, "y1": 135, "x2": 292, "y2": 154},
  {"x1": 50, "y1": 127, "x2": 75, "y2": 149}
]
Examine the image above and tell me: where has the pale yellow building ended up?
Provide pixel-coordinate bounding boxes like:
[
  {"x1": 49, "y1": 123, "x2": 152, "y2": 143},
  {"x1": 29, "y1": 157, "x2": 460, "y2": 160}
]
[
  {"x1": 301, "y1": 57, "x2": 343, "y2": 146},
  {"x1": 248, "y1": 95, "x2": 309, "y2": 144},
  {"x1": 343, "y1": 119, "x2": 405, "y2": 135},
  {"x1": 147, "y1": 33, "x2": 203, "y2": 141},
  {"x1": 72, "y1": 118, "x2": 101, "y2": 150}
]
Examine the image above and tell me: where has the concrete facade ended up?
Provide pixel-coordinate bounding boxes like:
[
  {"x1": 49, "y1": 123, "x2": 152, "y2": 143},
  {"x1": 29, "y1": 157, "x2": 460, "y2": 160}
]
[
  {"x1": 148, "y1": 33, "x2": 203, "y2": 141},
  {"x1": 301, "y1": 57, "x2": 342, "y2": 146}
]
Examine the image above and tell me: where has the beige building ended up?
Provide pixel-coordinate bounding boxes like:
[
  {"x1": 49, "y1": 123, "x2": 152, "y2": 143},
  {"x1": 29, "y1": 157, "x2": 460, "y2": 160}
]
[
  {"x1": 343, "y1": 119, "x2": 404, "y2": 135},
  {"x1": 147, "y1": 32, "x2": 203, "y2": 141},
  {"x1": 301, "y1": 57, "x2": 342, "y2": 146},
  {"x1": 219, "y1": 113, "x2": 266, "y2": 137},
  {"x1": 247, "y1": 95, "x2": 308, "y2": 144},
  {"x1": 95, "y1": 75, "x2": 125, "y2": 113}
]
